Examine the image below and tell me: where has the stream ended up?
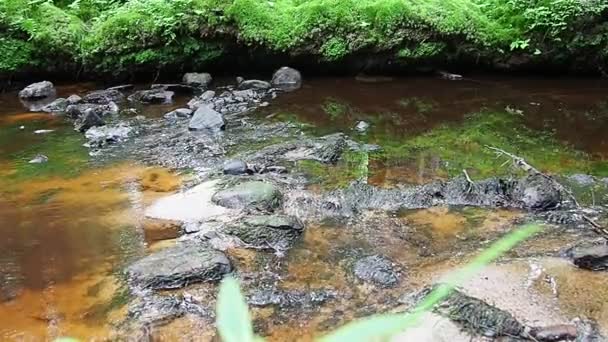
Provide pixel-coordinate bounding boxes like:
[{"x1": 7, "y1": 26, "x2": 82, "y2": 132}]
[{"x1": 1, "y1": 75, "x2": 608, "y2": 341}]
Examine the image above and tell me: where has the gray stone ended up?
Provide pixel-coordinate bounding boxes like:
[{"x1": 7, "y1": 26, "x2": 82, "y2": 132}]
[
  {"x1": 271, "y1": 66, "x2": 302, "y2": 91},
  {"x1": 530, "y1": 324, "x2": 578, "y2": 342},
  {"x1": 513, "y1": 174, "x2": 561, "y2": 210},
  {"x1": 182, "y1": 73, "x2": 212, "y2": 87},
  {"x1": 128, "y1": 89, "x2": 174, "y2": 104},
  {"x1": 28, "y1": 154, "x2": 48, "y2": 164},
  {"x1": 85, "y1": 124, "x2": 133, "y2": 147},
  {"x1": 151, "y1": 84, "x2": 197, "y2": 93},
  {"x1": 568, "y1": 174, "x2": 596, "y2": 186},
  {"x1": 164, "y1": 108, "x2": 193, "y2": 120},
  {"x1": 75, "y1": 110, "x2": 105, "y2": 132},
  {"x1": 221, "y1": 215, "x2": 303, "y2": 249},
  {"x1": 41, "y1": 98, "x2": 68, "y2": 113},
  {"x1": 353, "y1": 255, "x2": 399, "y2": 287},
  {"x1": 65, "y1": 102, "x2": 119, "y2": 119},
  {"x1": 223, "y1": 160, "x2": 249, "y2": 175},
  {"x1": 236, "y1": 76, "x2": 244, "y2": 85},
  {"x1": 248, "y1": 288, "x2": 335, "y2": 308},
  {"x1": 237, "y1": 80, "x2": 272, "y2": 90},
  {"x1": 568, "y1": 243, "x2": 608, "y2": 271},
  {"x1": 212, "y1": 181, "x2": 281, "y2": 210},
  {"x1": 126, "y1": 243, "x2": 232, "y2": 290},
  {"x1": 83, "y1": 89, "x2": 125, "y2": 104},
  {"x1": 354, "y1": 121, "x2": 370, "y2": 132},
  {"x1": 188, "y1": 105, "x2": 225, "y2": 132},
  {"x1": 66, "y1": 94, "x2": 82, "y2": 105},
  {"x1": 19, "y1": 81, "x2": 55, "y2": 99}
]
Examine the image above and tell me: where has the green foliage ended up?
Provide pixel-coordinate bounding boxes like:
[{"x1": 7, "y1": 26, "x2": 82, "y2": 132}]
[
  {"x1": 297, "y1": 149, "x2": 370, "y2": 189},
  {"x1": 1, "y1": 0, "x2": 608, "y2": 74},
  {"x1": 215, "y1": 224, "x2": 542, "y2": 341}
]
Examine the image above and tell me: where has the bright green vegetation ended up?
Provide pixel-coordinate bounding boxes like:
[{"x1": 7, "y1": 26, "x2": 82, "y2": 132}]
[
  {"x1": 215, "y1": 224, "x2": 542, "y2": 341},
  {"x1": 1, "y1": 0, "x2": 607, "y2": 76},
  {"x1": 373, "y1": 111, "x2": 608, "y2": 179},
  {"x1": 297, "y1": 149, "x2": 369, "y2": 190}
]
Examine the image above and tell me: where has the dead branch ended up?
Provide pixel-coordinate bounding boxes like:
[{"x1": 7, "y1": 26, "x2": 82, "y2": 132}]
[{"x1": 462, "y1": 169, "x2": 475, "y2": 193}]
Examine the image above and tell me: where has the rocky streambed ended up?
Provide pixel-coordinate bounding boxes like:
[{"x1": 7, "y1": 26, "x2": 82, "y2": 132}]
[{"x1": 4, "y1": 72, "x2": 608, "y2": 341}]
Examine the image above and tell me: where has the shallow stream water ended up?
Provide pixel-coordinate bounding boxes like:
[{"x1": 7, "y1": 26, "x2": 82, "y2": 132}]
[{"x1": 1, "y1": 76, "x2": 608, "y2": 340}]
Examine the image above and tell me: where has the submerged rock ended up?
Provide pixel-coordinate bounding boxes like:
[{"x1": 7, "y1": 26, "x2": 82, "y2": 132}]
[
  {"x1": 28, "y1": 154, "x2": 48, "y2": 164},
  {"x1": 126, "y1": 243, "x2": 232, "y2": 290},
  {"x1": 65, "y1": 102, "x2": 119, "y2": 119},
  {"x1": 188, "y1": 105, "x2": 225, "y2": 131},
  {"x1": 220, "y1": 215, "x2": 303, "y2": 249},
  {"x1": 83, "y1": 89, "x2": 125, "y2": 104},
  {"x1": 182, "y1": 73, "x2": 212, "y2": 87},
  {"x1": 84, "y1": 124, "x2": 133, "y2": 147},
  {"x1": 212, "y1": 181, "x2": 282, "y2": 211},
  {"x1": 164, "y1": 108, "x2": 192, "y2": 120},
  {"x1": 128, "y1": 89, "x2": 174, "y2": 104},
  {"x1": 248, "y1": 288, "x2": 336, "y2": 308},
  {"x1": 223, "y1": 160, "x2": 249, "y2": 175},
  {"x1": 568, "y1": 243, "x2": 608, "y2": 271},
  {"x1": 353, "y1": 255, "x2": 399, "y2": 287},
  {"x1": 19, "y1": 81, "x2": 55, "y2": 99},
  {"x1": 271, "y1": 66, "x2": 302, "y2": 91},
  {"x1": 238, "y1": 80, "x2": 272, "y2": 90},
  {"x1": 41, "y1": 98, "x2": 68, "y2": 113}
]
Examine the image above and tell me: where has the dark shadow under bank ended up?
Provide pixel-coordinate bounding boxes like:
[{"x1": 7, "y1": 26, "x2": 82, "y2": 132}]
[{"x1": 2, "y1": 46, "x2": 605, "y2": 91}]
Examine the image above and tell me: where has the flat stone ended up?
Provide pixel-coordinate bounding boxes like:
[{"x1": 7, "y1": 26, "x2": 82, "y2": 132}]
[
  {"x1": 223, "y1": 160, "x2": 248, "y2": 175},
  {"x1": 142, "y1": 219, "x2": 183, "y2": 242},
  {"x1": 126, "y1": 243, "x2": 232, "y2": 289},
  {"x1": 128, "y1": 89, "x2": 174, "y2": 104},
  {"x1": 164, "y1": 108, "x2": 193, "y2": 120},
  {"x1": 531, "y1": 324, "x2": 578, "y2": 342},
  {"x1": 568, "y1": 243, "x2": 608, "y2": 271},
  {"x1": 237, "y1": 80, "x2": 271, "y2": 90},
  {"x1": 353, "y1": 255, "x2": 399, "y2": 287},
  {"x1": 212, "y1": 181, "x2": 281, "y2": 211},
  {"x1": 83, "y1": 89, "x2": 125, "y2": 104},
  {"x1": 188, "y1": 105, "x2": 225, "y2": 132},
  {"x1": 220, "y1": 215, "x2": 304, "y2": 249}
]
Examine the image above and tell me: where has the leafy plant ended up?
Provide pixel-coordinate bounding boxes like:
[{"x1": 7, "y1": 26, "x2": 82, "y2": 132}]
[{"x1": 215, "y1": 224, "x2": 542, "y2": 341}]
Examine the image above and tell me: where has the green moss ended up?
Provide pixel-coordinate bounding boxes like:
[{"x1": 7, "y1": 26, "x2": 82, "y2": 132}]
[
  {"x1": 297, "y1": 149, "x2": 370, "y2": 190},
  {"x1": 321, "y1": 98, "x2": 350, "y2": 120},
  {"x1": 374, "y1": 111, "x2": 608, "y2": 179}
]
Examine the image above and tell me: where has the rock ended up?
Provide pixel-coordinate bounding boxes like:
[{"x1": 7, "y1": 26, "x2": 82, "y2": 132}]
[
  {"x1": 164, "y1": 108, "x2": 193, "y2": 120},
  {"x1": 188, "y1": 105, "x2": 225, "y2": 132},
  {"x1": 437, "y1": 70, "x2": 463, "y2": 80},
  {"x1": 237, "y1": 80, "x2": 272, "y2": 90},
  {"x1": 65, "y1": 102, "x2": 119, "y2": 119},
  {"x1": 183, "y1": 222, "x2": 202, "y2": 234},
  {"x1": 28, "y1": 154, "x2": 48, "y2": 164},
  {"x1": 568, "y1": 174, "x2": 596, "y2": 186},
  {"x1": 34, "y1": 130, "x2": 54, "y2": 134},
  {"x1": 248, "y1": 288, "x2": 335, "y2": 308},
  {"x1": 84, "y1": 124, "x2": 132, "y2": 147},
  {"x1": 260, "y1": 165, "x2": 288, "y2": 174},
  {"x1": 187, "y1": 90, "x2": 216, "y2": 110},
  {"x1": 221, "y1": 215, "x2": 304, "y2": 249},
  {"x1": 182, "y1": 73, "x2": 212, "y2": 87},
  {"x1": 126, "y1": 243, "x2": 231, "y2": 290},
  {"x1": 200, "y1": 90, "x2": 216, "y2": 101},
  {"x1": 41, "y1": 98, "x2": 68, "y2": 113},
  {"x1": 83, "y1": 89, "x2": 125, "y2": 104},
  {"x1": 236, "y1": 76, "x2": 244, "y2": 85},
  {"x1": 142, "y1": 219, "x2": 182, "y2": 242},
  {"x1": 354, "y1": 121, "x2": 370, "y2": 132},
  {"x1": 353, "y1": 255, "x2": 399, "y2": 287},
  {"x1": 151, "y1": 84, "x2": 197, "y2": 93},
  {"x1": 106, "y1": 84, "x2": 134, "y2": 92},
  {"x1": 531, "y1": 324, "x2": 577, "y2": 342},
  {"x1": 212, "y1": 181, "x2": 281, "y2": 211},
  {"x1": 512, "y1": 174, "x2": 561, "y2": 210},
  {"x1": 66, "y1": 94, "x2": 82, "y2": 105},
  {"x1": 271, "y1": 66, "x2": 302, "y2": 91},
  {"x1": 568, "y1": 243, "x2": 608, "y2": 271},
  {"x1": 128, "y1": 89, "x2": 174, "y2": 104},
  {"x1": 19, "y1": 81, "x2": 55, "y2": 99},
  {"x1": 223, "y1": 160, "x2": 249, "y2": 175},
  {"x1": 75, "y1": 110, "x2": 105, "y2": 132}
]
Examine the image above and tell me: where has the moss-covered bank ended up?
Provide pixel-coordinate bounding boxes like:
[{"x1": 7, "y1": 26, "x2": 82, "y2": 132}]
[{"x1": 1, "y1": 0, "x2": 608, "y2": 78}]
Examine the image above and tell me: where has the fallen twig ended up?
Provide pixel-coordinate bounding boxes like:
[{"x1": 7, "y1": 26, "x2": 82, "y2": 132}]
[
  {"x1": 486, "y1": 145, "x2": 607, "y2": 239},
  {"x1": 462, "y1": 169, "x2": 475, "y2": 193}
]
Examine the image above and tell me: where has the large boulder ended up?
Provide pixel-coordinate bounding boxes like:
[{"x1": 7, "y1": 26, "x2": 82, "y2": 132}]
[
  {"x1": 182, "y1": 73, "x2": 212, "y2": 87},
  {"x1": 221, "y1": 215, "x2": 303, "y2": 249},
  {"x1": 82, "y1": 89, "x2": 125, "y2": 104},
  {"x1": 212, "y1": 181, "x2": 281, "y2": 210},
  {"x1": 512, "y1": 174, "x2": 561, "y2": 210},
  {"x1": 19, "y1": 81, "x2": 55, "y2": 99},
  {"x1": 353, "y1": 255, "x2": 399, "y2": 288},
  {"x1": 128, "y1": 89, "x2": 174, "y2": 104},
  {"x1": 271, "y1": 67, "x2": 302, "y2": 91},
  {"x1": 188, "y1": 105, "x2": 225, "y2": 131},
  {"x1": 237, "y1": 80, "x2": 272, "y2": 90},
  {"x1": 126, "y1": 243, "x2": 232, "y2": 290}
]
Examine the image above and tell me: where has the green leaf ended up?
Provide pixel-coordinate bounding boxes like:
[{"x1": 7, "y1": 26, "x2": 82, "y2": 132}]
[{"x1": 216, "y1": 277, "x2": 256, "y2": 342}]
